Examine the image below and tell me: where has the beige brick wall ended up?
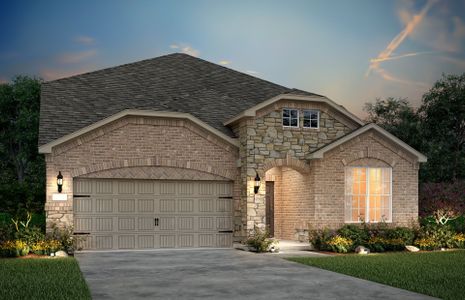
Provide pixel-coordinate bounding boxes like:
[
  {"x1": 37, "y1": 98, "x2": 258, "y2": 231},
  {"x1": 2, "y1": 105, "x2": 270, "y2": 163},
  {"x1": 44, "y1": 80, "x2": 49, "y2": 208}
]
[
  {"x1": 311, "y1": 129, "x2": 419, "y2": 229},
  {"x1": 44, "y1": 116, "x2": 241, "y2": 237}
]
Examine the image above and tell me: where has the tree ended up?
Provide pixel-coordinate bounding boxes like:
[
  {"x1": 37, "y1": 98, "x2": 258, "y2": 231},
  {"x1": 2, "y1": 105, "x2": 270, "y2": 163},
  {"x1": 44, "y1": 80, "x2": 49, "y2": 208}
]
[
  {"x1": 0, "y1": 76, "x2": 45, "y2": 214},
  {"x1": 420, "y1": 181, "x2": 465, "y2": 225},
  {"x1": 364, "y1": 97, "x2": 422, "y2": 151},
  {"x1": 419, "y1": 73, "x2": 465, "y2": 182}
]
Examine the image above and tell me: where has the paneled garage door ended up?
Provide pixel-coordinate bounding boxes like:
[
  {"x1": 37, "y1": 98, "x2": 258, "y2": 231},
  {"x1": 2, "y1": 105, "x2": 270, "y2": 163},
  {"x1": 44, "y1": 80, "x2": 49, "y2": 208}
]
[{"x1": 73, "y1": 179, "x2": 234, "y2": 250}]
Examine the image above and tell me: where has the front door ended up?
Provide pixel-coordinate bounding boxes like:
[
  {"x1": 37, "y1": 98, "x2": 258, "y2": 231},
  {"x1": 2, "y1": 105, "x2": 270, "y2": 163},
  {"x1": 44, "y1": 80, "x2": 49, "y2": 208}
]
[{"x1": 265, "y1": 181, "x2": 274, "y2": 237}]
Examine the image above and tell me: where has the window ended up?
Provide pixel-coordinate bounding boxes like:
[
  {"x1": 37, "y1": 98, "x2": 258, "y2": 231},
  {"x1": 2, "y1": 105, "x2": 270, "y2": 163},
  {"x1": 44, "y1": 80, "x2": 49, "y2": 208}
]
[
  {"x1": 344, "y1": 167, "x2": 392, "y2": 223},
  {"x1": 282, "y1": 108, "x2": 299, "y2": 127},
  {"x1": 303, "y1": 110, "x2": 319, "y2": 128}
]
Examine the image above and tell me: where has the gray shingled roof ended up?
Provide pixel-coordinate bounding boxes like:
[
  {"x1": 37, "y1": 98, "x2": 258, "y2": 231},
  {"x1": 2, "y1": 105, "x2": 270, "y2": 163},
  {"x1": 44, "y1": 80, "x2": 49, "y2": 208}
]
[{"x1": 39, "y1": 53, "x2": 322, "y2": 146}]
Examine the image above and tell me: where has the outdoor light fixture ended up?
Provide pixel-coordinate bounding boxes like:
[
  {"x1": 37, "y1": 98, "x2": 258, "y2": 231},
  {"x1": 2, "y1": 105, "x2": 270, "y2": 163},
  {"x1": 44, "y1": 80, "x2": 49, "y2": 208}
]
[
  {"x1": 57, "y1": 171, "x2": 63, "y2": 193},
  {"x1": 254, "y1": 173, "x2": 261, "y2": 194}
]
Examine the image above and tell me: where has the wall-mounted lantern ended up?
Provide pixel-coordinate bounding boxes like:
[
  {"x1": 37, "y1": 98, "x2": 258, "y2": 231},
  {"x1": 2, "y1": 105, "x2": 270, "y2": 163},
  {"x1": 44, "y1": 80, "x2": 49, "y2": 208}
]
[
  {"x1": 57, "y1": 171, "x2": 63, "y2": 193},
  {"x1": 254, "y1": 172, "x2": 261, "y2": 194}
]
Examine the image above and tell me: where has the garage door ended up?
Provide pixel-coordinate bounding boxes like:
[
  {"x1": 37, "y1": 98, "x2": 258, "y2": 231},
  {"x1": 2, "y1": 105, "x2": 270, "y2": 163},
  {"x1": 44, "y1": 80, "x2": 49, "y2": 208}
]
[{"x1": 73, "y1": 179, "x2": 234, "y2": 250}]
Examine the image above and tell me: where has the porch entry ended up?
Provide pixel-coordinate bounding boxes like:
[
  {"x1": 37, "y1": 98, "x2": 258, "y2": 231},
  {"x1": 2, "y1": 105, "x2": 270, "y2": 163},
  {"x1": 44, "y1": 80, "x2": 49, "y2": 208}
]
[{"x1": 265, "y1": 181, "x2": 274, "y2": 236}]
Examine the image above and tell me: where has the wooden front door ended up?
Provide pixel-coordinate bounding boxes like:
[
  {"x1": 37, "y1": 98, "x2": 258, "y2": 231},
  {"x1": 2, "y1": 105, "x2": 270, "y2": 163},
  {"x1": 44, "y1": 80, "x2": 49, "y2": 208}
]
[{"x1": 265, "y1": 181, "x2": 275, "y2": 237}]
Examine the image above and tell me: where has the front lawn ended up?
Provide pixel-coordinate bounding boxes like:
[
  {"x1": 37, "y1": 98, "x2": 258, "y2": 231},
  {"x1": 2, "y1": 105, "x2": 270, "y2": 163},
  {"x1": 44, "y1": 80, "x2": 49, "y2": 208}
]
[
  {"x1": 0, "y1": 257, "x2": 90, "y2": 300},
  {"x1": 288, "y1": 250, "x2": 465, "y2": 300}
]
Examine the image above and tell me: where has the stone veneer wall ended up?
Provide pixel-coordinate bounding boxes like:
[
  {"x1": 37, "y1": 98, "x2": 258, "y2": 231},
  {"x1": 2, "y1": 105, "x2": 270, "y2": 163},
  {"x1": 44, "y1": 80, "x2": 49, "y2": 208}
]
[
  {"x1": 44, "y1": 116, "x2": 242, "y2": 237},
  {"x1": 310, "y1": 129, "x2": 419, "y2": 228},
  {"x1": 236, "y1": 100, "x2": 358, "y2": 234}
]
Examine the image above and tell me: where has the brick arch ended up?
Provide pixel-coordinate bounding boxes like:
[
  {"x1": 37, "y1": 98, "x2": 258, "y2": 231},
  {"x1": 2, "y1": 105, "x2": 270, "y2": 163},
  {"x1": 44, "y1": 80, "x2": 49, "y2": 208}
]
[
  {"x1": 70, "y1": 156, "x2": 236, "y2": 180},
  {"x1": 262, "y1": 155, "x2": 310, "y2": 175},
  {"x1": 341, "y1": 149, "x2": 396, "y2": 167}
]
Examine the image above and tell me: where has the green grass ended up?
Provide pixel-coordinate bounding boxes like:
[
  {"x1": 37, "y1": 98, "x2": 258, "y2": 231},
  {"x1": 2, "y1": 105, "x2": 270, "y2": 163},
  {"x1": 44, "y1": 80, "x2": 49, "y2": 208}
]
[
  {"x1": 288, "y1": 250, "x2": 465, "y2": 300},
  {"x1": 0, "y1": 257, "x2": 91, "y2": 300}
]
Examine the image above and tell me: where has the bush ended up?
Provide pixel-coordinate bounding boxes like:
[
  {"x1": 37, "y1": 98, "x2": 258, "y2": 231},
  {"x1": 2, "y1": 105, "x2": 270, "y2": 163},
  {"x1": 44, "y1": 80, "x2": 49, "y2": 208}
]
[
  {"x1": 309, "y1": 228, "x2": 337, "y2": 251},
  {"x1": 415, "y1": 224, "x2": 455, "y2": 250},
  {"x1": 452, "y1": 233, "x2": 465, "y2": 249},
  {"x1": 0, "y1": 240, "x2": 29, "y2": 257},
  {"x1": 327, "y1": 235, "x2": 353, "y2": 253},
  {"x1": 420, "y1": 181, "x2": 465, "y2": 225},
  {"x1": 386, "y1": 227, "x2": 415, "y2": 245},
  {"x1": 47, "y1": 224, "x2": 81, "y2": 254},
  {"x1": 337, "y1": 225, "x2": 369, "y2": 249},
  {"x1": 245, "y1": 226, "x2": 274, "y2": 253}
]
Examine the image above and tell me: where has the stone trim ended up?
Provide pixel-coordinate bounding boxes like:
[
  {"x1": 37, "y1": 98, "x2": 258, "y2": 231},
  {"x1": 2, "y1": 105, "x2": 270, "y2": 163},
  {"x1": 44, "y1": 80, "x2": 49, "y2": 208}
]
[{"x1": 70, "y1": 156, "x2": 237, "y2": 180}]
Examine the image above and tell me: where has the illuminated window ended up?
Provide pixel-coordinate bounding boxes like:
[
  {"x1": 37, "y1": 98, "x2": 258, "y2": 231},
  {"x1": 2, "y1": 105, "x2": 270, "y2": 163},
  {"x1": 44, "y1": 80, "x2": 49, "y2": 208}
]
[
  {"x1": 344, "y1": 167, "x2": 392, "y2": 223},
  {"x1": 282, "y1": 108, "x2": 299, "y2": 127}
]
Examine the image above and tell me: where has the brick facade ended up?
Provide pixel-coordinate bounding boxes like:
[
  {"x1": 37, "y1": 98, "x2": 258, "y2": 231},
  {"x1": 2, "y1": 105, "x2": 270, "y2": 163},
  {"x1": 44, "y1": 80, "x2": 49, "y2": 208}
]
[
  {"x1": 44, "y1": 116, "x2": 241, "y2": 237},
  {"x1": 44, "y1": 99, "x2": 422, "y2": 243}
]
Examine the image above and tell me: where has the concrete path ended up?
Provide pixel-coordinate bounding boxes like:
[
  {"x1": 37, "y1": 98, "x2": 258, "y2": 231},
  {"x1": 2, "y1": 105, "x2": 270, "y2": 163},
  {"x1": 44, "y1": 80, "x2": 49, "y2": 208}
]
[{"x1": 76, "y1": 249, "x2": 436, "y2": 300}]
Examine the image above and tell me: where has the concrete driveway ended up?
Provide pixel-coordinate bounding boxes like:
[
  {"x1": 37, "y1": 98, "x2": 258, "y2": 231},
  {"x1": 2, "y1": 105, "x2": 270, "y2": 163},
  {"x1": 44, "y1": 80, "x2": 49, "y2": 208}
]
[{"x1": 76, "y1": 249, "x2": 435, "y2": 300}]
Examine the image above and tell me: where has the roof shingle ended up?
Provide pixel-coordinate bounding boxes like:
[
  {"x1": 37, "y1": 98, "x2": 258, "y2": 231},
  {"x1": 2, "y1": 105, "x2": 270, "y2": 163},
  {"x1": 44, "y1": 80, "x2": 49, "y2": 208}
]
[{"x1": 39, "y1": 53, "x2": 322, "y2": 146}]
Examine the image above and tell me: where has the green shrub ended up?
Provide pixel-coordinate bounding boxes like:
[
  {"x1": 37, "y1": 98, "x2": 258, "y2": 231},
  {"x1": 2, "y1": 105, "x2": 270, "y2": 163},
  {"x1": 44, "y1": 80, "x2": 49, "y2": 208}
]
[
  {"x1": 47, "y1": 224, "x2": 82, "y2": 254},
  {"x1": 417, "y1": 224, "x2": 456, "y2": 248},
  {"x1": 327, "y1": 235, "x2": 353, "y2": 253},
  {"x1": 0, "y1": 240, "x2": 29, "y2": 257},
  {"x1": 385, "y1": 227, "x2": 415, "y2": 245},
  {"x1": 337, "y1": 225, "x2": 369, "y2": 249},
  {"x1": 245, "y1": 226, "x2": 274, "y2": 253},
  {"x1": 15, "y1": 226, "x2": 45, "y2": 247},
  {"x1": 452, "y1": 233, "x2": 465, "y2": 248},
  {"x1": 309, "y1": 228, "x2": 337, "y2": 251}
]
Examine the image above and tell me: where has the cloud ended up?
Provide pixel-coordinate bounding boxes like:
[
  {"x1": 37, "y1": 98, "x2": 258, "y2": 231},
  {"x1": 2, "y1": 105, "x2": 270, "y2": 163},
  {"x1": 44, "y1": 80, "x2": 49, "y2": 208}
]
[
  {"x1": 74, "y1": 35, "x2": 95, "y2": 45},
  {"x1": 57, "y1": 50, "x2": 97, "y2": 64},
  {"x1": 369, "y1": 51, "x2": 433, "y2": 63},
  {"x1": 169, "y1": 43, "x2": 200, "y2": 57},
  {"x1": 366, "y1": 0, "x2": 436, "y2": 85},
  {"x1": 40, "y1": 66, "x2": 96, "y2": 81},
  {"x1": 399, "y1": 5, "x2": 465, "y2": 53},
  {"x1": 218, "y1": 60, "x2": 231, "y2": 65}
]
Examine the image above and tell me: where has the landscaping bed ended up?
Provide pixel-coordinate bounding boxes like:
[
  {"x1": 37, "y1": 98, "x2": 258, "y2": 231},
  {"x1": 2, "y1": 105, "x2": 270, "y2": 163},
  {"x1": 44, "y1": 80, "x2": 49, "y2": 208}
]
[
  {"x1": 288, "y1": 250, "x2": 465, "y2": 300},
  {"x1": 0, "y1": 257, "x2": 91, "y2": 300}
]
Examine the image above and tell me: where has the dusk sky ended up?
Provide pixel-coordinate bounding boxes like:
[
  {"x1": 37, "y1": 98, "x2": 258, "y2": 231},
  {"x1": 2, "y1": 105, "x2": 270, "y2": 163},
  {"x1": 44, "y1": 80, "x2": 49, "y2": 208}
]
[{"x1": 1, "y1": 0, "x2": 465, "y2": 117}]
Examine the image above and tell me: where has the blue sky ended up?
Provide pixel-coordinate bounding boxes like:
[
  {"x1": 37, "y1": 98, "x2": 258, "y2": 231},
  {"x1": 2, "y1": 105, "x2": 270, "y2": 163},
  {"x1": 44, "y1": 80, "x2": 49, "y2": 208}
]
[{"x1": 1, "y1": 0, "x2": 465, "y2": 116}]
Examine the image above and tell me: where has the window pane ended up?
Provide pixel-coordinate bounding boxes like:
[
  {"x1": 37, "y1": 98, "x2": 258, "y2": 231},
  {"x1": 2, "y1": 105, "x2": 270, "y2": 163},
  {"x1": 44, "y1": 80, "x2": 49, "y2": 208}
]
[
  {"x1": 291, "y1": 118, "x2": 298, "y2": 127},
  {"x1": 290, "y1": 109, "x2": 298, "y2": 118},
  {"x1": 311, "y1": 112, "x2": 318, "y2": 119},
  {"x1": 310, "y1": 120, "x2": 318, "y2": 128},
  {"x1": 303, "y1": 119, "x2": 310, "y2": 127},
  {"x1": 283, "y1": 118, "x2": 290, "y2": 126},
  {"x1": 303, "y1": 111, "x2": 310, "y2": 118},
  {"x1": 283, "y1": 109, "x2": 289, "y2": 117}
]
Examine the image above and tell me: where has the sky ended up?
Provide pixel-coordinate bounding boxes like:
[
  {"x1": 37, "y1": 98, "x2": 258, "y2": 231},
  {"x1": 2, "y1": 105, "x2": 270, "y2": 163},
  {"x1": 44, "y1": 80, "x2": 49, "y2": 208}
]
[{"x1": 1, "y1": 0, "x2": 465, "y2": 117}]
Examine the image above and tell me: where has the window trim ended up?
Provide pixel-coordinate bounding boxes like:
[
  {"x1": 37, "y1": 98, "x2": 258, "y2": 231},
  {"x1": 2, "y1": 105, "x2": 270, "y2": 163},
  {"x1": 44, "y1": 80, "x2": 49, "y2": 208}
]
[
  {"x1": 344, "y1": 166, "x2": 392, "y2": 224},
  {"x1": 282, "y1": 108, "x2": 299, "y2": 128},
  {"x1": 302, "y1": 109, "x2": 320, "y2": 129}
]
